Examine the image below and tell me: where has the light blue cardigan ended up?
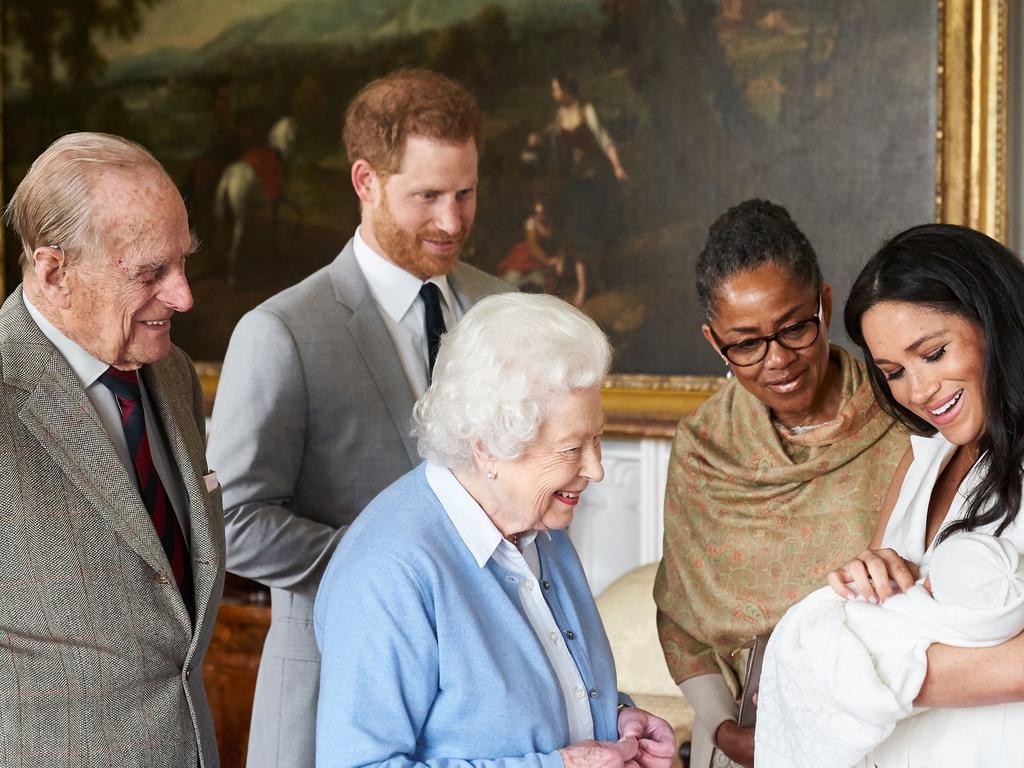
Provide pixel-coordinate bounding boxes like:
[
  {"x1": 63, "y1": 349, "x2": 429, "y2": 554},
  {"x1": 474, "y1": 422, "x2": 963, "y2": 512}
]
[{"x1": 314, "y1": 463, "x2": 621, "y2": 768}]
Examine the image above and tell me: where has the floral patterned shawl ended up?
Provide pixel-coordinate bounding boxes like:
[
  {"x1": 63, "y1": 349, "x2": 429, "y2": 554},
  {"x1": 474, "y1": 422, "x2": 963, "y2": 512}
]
[{"x1": 654, "y1": 345, "x2": 908, "y2": 687}]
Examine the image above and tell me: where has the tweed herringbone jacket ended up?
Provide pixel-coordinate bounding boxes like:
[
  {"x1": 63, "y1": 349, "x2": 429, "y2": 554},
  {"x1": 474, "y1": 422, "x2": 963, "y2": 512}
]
[{"x1": 0, "y1": 287, "x2": 225, "y2": 768}]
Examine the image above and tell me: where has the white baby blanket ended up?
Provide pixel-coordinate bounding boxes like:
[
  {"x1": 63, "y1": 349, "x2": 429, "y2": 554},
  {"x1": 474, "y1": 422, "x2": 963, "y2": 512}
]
[{"x1": 754, "y1": 534, "x2": 1024, "y2": 768}]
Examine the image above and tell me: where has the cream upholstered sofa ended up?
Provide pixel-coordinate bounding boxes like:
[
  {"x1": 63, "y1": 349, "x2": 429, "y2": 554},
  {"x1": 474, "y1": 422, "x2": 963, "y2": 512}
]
[{"x1": 595, "y1": 563, "x2": 695, "y2": 763}]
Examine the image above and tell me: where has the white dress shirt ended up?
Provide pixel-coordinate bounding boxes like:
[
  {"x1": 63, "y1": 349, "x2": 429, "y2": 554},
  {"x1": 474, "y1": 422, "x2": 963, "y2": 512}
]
[
  {"x1": 22, "y1": 293, "x2": 190, "y2": 540},
  {"x1": 352, "y1": 227, "x2": 461, "y2": 396},
  {"x1": 425, "y1": 462, "x2": 596, "y2": 743}
]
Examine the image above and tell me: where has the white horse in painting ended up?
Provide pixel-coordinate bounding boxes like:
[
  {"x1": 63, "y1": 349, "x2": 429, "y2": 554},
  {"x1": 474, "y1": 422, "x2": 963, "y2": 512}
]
[{"x1": 214, "y1": 116, "x2": 300, "y2": 278}]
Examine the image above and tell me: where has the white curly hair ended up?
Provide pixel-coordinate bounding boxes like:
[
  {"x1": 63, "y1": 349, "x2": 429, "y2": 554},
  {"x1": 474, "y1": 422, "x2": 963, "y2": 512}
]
[{"x1": 412, "y1": 293, "x2": 612, "y2": 470}]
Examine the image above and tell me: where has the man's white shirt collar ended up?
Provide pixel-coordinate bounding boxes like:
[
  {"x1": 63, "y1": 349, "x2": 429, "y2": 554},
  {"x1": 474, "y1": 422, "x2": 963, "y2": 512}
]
[
  {"x1": 22, "y1": 292, "x2": 108, "y2": 389},
  {"x1": 353, "y1": 227, "x2": 456, "y2": 321},
  {"x1": 425, "y1": 462, "x2": 538, "y2": 568}
]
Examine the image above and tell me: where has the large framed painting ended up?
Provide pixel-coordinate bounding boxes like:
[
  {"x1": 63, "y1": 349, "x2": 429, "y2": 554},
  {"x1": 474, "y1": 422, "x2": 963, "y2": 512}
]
[{"x1": 1, "y1": 0, "x2": 1007, "y2": 434}]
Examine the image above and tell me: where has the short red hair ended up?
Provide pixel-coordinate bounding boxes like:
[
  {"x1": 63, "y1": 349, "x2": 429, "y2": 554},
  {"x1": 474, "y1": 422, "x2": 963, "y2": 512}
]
[{"x1": 342, "y1": 69, "x2": 482, "y2": 175}]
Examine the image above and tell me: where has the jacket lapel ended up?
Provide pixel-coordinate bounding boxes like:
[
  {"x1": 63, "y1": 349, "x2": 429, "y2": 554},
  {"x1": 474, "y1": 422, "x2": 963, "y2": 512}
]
[
  {"x1": 448, "y1": 261, "x2": 500, "y2": 311},
  {"x1": 12, "y1": 338, "x2": 171, "y2": 579},
  {"x1": 329, "y1": 242, "x2": 420, "y2": 465},
  {"x1": 143, "y1": 357, "x2": 223, "y2": 635}
]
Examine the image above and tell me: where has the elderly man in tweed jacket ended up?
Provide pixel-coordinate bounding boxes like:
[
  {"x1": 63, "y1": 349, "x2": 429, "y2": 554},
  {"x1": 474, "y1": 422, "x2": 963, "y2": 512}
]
[{"x1": 0, "y1": 132, "x2": 225, "y2": 768}]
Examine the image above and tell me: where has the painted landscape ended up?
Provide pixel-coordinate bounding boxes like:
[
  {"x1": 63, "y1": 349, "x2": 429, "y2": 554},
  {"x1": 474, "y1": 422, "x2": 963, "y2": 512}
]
[{"x1": 3, "y1": 0, "x2": 937, "y2": 374}]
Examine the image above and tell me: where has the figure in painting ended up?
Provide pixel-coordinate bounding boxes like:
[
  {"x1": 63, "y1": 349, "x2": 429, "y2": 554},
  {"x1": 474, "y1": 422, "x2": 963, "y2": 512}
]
[
  {"x1": 497, "y1": 198, "x2": 585, "y2": 307},
  {"x1": 524, "y1": 72, "x2": 629, "y2": 299},
  {"x1": 214, "y1": 115, "x2": 301, "y2": 281}
]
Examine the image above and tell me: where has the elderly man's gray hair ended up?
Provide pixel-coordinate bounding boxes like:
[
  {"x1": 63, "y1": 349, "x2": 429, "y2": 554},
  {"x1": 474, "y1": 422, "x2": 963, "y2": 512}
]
[
  {"x1": 413, "y1": 292, "x2": 612, "y2": 470},
  {"x1": 5, "y1": 132, "x2": 170, "y2": 272}
]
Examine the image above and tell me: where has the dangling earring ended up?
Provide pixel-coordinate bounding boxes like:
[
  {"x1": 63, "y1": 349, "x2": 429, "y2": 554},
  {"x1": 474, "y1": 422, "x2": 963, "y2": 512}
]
[
  {"x1": 485, "y1": 470, "x2": 495, "y2": 480},
  {"x1": 725, "y1": 361, "x2": 733, "y2": 380}
]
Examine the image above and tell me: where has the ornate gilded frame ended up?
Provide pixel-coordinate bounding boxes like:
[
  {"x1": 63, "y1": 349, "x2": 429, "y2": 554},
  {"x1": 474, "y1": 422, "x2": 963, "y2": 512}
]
[{"x1": 2, "y1": 1, "x2": 1009, "y2": 437}]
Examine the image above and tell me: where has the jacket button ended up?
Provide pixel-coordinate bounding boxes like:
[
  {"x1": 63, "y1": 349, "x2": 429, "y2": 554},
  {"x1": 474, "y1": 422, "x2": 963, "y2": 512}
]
[
  {"x1": 155, "y1": 573, "x2": 169, "y2": 584},
  {"x1": 590, "y1": 688, "x2": 599, "y2": 698},
  {"x1": 564, "y1": 630, "x2": 575, "y2": 640},
  {"x1": 542, "y1": 580, "x2": 552, "y2": 590}
]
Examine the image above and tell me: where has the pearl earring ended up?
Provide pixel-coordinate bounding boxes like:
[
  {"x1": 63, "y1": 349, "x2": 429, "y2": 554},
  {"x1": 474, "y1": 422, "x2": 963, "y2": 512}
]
[{"x1": 486, "y1": 470, "x2": 495, "y2": 479}]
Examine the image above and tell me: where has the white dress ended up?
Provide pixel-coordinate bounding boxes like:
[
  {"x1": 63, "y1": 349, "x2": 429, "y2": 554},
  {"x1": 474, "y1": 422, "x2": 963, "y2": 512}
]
[{"x1": 870, "y1": 434, "x2": 1024, "y2": 768}]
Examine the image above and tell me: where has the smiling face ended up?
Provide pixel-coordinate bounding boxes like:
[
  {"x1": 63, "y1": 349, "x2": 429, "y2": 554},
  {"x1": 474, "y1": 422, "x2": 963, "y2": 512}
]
[
  {"x1": 861, "y1": 301, "x2": 987, "y2": 449},
  {"x1": 702, "y1": 262, "x2": 836, "y2": 427},
  {"x1": 485, "y1": 386, "x2": 606, "y2": 535},
  {"x1": 62, "y1": 169, "x2": 193, "y2": 370},
  {"x1": 362, "y1": 135, "x2": 478, "y2": 280}
]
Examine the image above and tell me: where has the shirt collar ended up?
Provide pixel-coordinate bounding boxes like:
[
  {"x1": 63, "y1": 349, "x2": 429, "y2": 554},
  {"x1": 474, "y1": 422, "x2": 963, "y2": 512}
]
[
  {"x1": 353, "y1": 227, "x2": 456, "y2": 323},
  {"x1": 22, "y1": 292, "x2": 109, "y2": 390},
  {"x1": 425, "y1": 462, "x2": 539, "y2": 567}
]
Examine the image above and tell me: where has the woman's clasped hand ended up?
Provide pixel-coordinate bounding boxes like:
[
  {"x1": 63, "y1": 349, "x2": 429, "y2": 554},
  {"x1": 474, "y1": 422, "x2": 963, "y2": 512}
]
[{"x1": 560, "y1": 708, "x2": 675, "y2": 768}]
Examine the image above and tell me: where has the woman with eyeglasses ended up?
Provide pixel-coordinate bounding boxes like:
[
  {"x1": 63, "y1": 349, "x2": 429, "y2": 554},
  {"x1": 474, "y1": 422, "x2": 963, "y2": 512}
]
[{"x1": 653, "y1": 199, "x2": 908, "y2": 768}]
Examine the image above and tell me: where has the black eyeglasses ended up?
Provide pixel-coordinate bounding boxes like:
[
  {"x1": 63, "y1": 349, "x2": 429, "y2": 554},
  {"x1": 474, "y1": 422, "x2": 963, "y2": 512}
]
[{"x1": 710, "y1": 298, "x2": 823, "y2": 367}]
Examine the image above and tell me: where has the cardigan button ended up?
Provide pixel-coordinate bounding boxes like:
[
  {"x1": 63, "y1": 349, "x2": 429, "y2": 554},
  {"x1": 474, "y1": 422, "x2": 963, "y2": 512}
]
[
  {"x1": 589, "y1": 688, "x2": 599, "y2": 698},
  {"x1": 542, "y1": 580, "x2": 552, "y2": 590},
  {"x1": 564, "y1": 630, "x2": 575, "y2": 640}
]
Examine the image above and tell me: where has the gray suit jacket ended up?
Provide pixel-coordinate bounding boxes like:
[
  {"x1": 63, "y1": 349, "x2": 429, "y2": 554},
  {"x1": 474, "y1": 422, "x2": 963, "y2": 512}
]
[
  {"x1": 207, "y1": 241, "x2": 512, "y2": 768},
  {"x1": 0, "y1": 287, "x2": 226, "y2": 768}
]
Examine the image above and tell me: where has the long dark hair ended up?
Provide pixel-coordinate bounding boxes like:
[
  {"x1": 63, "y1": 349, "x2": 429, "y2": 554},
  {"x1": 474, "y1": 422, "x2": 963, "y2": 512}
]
[{"x1": 845, "y1": 223, "x2": 1024, "y2": 541}]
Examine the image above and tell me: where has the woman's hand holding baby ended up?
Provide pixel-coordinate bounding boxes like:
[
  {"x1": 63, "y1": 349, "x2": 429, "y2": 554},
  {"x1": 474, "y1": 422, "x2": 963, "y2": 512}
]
[{"x1": 827, "y1": 548, "x2": 919, "y2": 603}]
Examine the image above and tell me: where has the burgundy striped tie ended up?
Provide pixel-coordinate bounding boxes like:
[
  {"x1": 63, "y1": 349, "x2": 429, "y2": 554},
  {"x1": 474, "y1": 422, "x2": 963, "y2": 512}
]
[{"x1": 99, "y1": 366, "x2": 194, "y2": 619}]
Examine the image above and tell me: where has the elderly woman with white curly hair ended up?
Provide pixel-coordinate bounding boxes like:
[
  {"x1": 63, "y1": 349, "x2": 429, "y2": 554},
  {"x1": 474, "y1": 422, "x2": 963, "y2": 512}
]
[{"x1": 314, "y1": 293, "x2": 675, "y2": 768}]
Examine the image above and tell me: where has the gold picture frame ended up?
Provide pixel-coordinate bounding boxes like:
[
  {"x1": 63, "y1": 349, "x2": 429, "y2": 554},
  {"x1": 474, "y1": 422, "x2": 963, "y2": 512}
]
[{"x1": 2, "y1": 0, "x2": 1008, "y2": 438}]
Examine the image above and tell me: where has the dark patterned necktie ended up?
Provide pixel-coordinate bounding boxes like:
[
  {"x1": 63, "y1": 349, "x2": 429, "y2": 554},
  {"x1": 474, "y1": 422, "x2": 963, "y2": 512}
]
[
  {"x1": 99, "y1": 366, "x2": 194, "y2": 618},
  {"x1": 419, "y1": 282, "x2": 447, "y2": 383}
]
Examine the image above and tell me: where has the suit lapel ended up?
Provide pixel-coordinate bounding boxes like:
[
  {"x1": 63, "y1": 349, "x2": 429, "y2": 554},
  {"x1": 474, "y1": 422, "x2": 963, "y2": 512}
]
[
  {"x1": 144, "y1": 357, "x2": 223, "y2": 633},
  {"x1": 329, "y1": 243, "x2": 420, "y2": 465},
  {"x1": 14, "y1": 342, "x2": 171, "y2": 579}
]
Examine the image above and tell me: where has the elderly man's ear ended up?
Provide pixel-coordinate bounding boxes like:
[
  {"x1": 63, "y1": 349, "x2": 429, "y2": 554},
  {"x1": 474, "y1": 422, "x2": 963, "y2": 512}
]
[{"x1": 31, "y1": 246, "x2": 72, "y2": 309}]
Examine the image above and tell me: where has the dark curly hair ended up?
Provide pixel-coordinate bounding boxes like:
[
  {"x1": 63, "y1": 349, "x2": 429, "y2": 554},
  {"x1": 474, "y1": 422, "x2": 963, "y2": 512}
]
[
  {"x1": 696, "y1": 199, "x2": 822, "y2": 319},
  {"x1": 845, "y1": 223, "x2": 1024, "y2": 542}
]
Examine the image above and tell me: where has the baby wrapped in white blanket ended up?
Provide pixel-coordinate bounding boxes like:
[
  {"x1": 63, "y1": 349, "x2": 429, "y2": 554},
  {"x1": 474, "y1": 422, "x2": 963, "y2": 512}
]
[{"x1": 754, "y1": 532, "x2": 1024, "y2": 768}]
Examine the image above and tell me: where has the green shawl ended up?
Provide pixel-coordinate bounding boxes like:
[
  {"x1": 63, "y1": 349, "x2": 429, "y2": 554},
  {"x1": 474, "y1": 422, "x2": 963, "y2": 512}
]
[{"x1": 654, "y1": 346, "x2": 907, "y2": 686}]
